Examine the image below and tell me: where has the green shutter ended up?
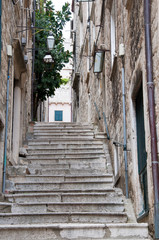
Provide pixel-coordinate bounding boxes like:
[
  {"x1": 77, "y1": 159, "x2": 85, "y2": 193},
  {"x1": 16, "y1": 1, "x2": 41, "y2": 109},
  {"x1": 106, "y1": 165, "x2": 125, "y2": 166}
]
[
  {"x1": 55, "y1": 111, "x2": 63, "y2": 121},
  {"x1": 136, "y1": 85, "x2": 147, "y2": 174},
  {"x1": 136, "y1": 84, "x2": 148, "y2": 212}
]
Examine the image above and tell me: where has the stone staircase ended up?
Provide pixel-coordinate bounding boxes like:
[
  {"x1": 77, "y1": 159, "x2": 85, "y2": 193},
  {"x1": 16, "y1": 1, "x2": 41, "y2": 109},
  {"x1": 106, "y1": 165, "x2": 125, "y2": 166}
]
[{"x1": 1, "y1": 122, "x2": 150, "y2": 239}]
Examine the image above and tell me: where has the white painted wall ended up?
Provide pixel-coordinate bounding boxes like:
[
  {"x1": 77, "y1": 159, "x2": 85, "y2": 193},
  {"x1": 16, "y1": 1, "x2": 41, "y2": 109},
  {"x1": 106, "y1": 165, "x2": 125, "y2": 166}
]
[
  {"x1": 49, "y1": 82, "x2": 72, "y2": 122},
  {"x1": 49, "y1": 103, "x2": 71, "y2": 122}
]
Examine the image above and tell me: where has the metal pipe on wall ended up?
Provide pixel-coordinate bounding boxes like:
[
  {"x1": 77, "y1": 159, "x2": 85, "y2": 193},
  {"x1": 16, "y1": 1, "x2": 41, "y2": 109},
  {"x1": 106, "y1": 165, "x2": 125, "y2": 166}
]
[
  {"x1": 2, "y1": 59, "x2": 11, "y2": 193},
  {"x1": 144, "y1": 0, "x2": 159, "y2": 238},
  {"x1": 31, "y1": 0, "x2": 36, "y2": 121},
  {"x1": 88, "y1": 1, "x2": 91, "y2": 70},
  {"x1": 0, "y1": 0, "x2": 2, "y2": 65},
  {"x1": 122, "y1": 59, "x2": 129, "y2": 198}
]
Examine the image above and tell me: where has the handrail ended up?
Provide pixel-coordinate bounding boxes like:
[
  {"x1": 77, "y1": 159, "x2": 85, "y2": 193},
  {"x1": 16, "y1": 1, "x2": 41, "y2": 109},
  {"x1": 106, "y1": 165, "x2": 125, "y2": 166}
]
[
  {"x1": 94, "y1": 102, "x2": 101, "y2": 120},
  {"x1": 103, "y1": 112, "x2": 110, "y2": 140}
]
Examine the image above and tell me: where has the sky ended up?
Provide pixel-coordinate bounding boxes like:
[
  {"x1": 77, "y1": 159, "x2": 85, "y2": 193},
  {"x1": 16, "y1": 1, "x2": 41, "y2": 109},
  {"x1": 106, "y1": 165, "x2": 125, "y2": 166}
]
[{"x1": 52, "y1": 0, "x2": 72, "y2": 11}]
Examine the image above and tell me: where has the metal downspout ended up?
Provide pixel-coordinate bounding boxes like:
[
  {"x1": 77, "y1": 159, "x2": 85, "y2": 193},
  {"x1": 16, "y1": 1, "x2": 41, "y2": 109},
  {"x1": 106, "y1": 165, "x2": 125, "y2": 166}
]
[
  {"x1": 144, "y1": 0, "x2": 159, "y2": 238},
  {"x1": 0, "y1": 0, "x2": 2, "y2": 65},
  {"x1": 122, "y1": 59, "x2": 129, "y2": 198},
  {"x1": 88, "y1": 1, "x2": 91, "y2": 70},
  {"x1": 2, "y1": 59, "x2": 11, "y2": 193},
  {"x1": 31, "y1": 0, "x2": 36, "y2": 121}
]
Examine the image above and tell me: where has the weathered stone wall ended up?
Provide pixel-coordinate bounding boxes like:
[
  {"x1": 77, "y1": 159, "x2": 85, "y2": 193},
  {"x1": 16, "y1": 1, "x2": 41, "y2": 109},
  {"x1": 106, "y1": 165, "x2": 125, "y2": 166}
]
[
  {"x1": 72, "y1": 0, "x2": 158, "y2": 237},
  {"x1": 0, "y1": 0, "x2": 32, "y2": 191}
]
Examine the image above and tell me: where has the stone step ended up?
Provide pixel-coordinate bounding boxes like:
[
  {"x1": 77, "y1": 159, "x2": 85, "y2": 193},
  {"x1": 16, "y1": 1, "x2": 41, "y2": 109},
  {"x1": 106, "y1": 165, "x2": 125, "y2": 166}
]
[
  {"x1": 27, "y1": 162, "x2": 106, "y2": 171},
  {"x1": 28, "y1": 168, "x2": 108, "y2": 175},
  {"x1": 27, "y1": 158, "x2": 106, "y2": 166},
  {"x1": 5, "y1": 190, "x2": 123, "y2": 203},
  {"x1": 28, "y1": 140, "x2": 103, "y2": 145},
  {"x1": 0, "y1": 202, "x2": 12, "y2": 213},
  {"x1": 7, "y1": 187, "x2": 117, "y2": 194},
  {"x1": 34, "y1": 129, "x2": 94, "y2": 134},
  {"x1": 0, "y1": 223, "x2": 150, "y2": 240},
  {"x1": 0, "y1": 212, "x2": 128, "y2": 224},
  {"x1": 33, "y1": 135, "x2": 95, "y2": 140},
  {"x1": 28, "y1": 145, "x2": 104, "y2": 151},
  {"x1": 9, "y1": 174, "x2": 113, "y2": 183},
  {"x1": 7, "y1": 166, "x2": 108, "y2": 177},
  {"x1": 27, "y1": 148, "x2": 104, "y2": 154},
  {"x1": 12, "y1": 202, "x2": 125, "y2": 214},
  {"x1": 34, "y1": 132, "x2": 94, "y2": 137},
  {"x1": 10, "y1": 181, "x2": 113, "y2": 192},
  {"x1": 34, "y1": 122, "x2": 92, "y2": 127},
  {"x1": 27, "y1": 152, "x2": 105, "y2": 158}
]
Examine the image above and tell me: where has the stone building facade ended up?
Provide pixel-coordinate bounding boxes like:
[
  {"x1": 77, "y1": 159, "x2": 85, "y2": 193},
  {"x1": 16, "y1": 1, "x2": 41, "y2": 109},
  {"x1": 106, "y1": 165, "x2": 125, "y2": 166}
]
[
  {"x1": 71, "y1": 0, "x2": 159, "y2": 237},
  {"x1": 0, "y1": 0, "x2": 33, "y2": 192}
]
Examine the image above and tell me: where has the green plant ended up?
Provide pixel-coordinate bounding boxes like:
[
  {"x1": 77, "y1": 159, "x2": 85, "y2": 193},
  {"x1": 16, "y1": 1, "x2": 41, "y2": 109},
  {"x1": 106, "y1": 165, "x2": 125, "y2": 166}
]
[{"x1": 34, "y1": 0, "x2": 71, "y2": 117}]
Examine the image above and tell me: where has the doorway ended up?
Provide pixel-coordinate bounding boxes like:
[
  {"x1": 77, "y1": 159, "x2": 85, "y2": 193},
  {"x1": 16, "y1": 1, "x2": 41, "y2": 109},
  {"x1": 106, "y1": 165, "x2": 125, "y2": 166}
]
[
  {"x1": 12, "y1": 79, "x2": 21, "y2": 164},
  {"x1": 135, "y1": 83, "x2": 148, "y2": 215}
]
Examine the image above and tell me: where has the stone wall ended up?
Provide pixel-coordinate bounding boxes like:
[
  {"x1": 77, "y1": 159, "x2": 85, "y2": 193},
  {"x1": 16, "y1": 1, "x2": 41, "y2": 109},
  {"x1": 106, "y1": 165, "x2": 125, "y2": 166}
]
[
  {"x1": 72, "y1": 0, "x2": 158, "y2": 237},
  {"x1": 0, "y1": 0, "x2": 33, "y2": 191}
]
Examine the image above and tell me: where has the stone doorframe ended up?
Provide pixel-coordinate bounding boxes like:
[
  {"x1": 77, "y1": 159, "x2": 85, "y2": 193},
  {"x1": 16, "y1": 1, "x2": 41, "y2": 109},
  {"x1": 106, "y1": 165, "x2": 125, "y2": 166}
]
[
  {"x1": 12, "y1": 39, "x2": 26, "y2": 164},
  {"x1": 129, "y1": 67, "x2": 150, "y2": 219}
]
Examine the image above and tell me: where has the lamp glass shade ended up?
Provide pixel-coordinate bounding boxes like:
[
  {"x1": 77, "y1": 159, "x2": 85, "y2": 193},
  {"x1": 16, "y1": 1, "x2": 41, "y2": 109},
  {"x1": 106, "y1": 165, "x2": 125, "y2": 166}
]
[
  {"x1": 94, "y1": 50, "x2": 105, "y2": 73},
  {"x1": 47, "y1": 35, "x2": 55, "y2": 51},
  {"x1": 44, "y1": 54, "x2": 53, "y2": 63}
]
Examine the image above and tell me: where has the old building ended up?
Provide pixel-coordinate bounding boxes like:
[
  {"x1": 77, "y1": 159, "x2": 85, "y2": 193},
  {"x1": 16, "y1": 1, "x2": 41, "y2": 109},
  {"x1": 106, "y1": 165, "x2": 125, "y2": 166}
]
[
  {"x1": 0, "y1": 0, "x2": 33, "y2": 192},
  {"x1": 71, "y1": 0, "x2": 159, "y2": 238},
  {"x1": 49, "y1": 82, "x2": 72, "y2": 122}
]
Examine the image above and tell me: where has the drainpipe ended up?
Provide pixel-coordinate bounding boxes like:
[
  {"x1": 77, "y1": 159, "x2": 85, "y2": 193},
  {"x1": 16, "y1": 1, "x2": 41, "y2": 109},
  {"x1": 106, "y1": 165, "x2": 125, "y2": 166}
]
[
  {"x1": 2, "y1": 59, "x2": 11, "y2": 193},
  {"x1": 144, "y1": 0, "x2": 159, "y2": 238},
  {"x1": 0, "y1": 0, "x2": 2, "y2": 65},
  {"x1": 119, "y1": 0, "x2": 128, "y2": 198},
  {"x1": 122, "y1": 58, "x2": 129, "y2": 198},
  {"x1": 31, "y1": 0, "x2": 36, "y2": 121},
  {"x1": 88, "y1": 1, "x2": 91, "y2": 70}
]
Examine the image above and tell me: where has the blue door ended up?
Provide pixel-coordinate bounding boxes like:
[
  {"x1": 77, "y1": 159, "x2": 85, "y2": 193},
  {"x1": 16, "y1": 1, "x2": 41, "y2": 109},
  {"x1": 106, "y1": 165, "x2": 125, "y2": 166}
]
[{"x1": 55, "y1": 111, "x2": 63, "y2": 121}]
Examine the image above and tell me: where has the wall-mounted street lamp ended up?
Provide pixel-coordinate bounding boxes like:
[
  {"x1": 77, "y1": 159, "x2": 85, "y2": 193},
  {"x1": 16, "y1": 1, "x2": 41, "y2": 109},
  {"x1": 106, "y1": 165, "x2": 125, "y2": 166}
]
[
  {"x1": 76, "y1": 0, "x2": 95, "y2": 2},
  {"x1": 47, "y1": 31, "x2": 55, "y2": 51},
  {"x1": 44, "y1": 31, "x2": 55, "y2": 63},
  {"x1": 44, "y1": 54, "x2": 54, "y2": 63},
  {"x1": 94, "y1": 49, "x2": 105, "y2": 73}
]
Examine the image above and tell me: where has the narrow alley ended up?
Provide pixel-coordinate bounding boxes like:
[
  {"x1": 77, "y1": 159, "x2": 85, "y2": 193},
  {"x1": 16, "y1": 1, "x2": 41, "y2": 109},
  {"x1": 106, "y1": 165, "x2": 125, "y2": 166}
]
[{"x1": 0, "y1": 0, "x2": 159, "y2": 239}]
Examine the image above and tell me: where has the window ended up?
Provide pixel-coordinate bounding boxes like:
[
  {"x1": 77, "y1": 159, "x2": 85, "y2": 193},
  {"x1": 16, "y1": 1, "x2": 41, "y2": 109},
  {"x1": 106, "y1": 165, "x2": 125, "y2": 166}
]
[
  {"x1": 55, "y1": 111, "x2": 63, "y2": 121},
  {"x1": 111, "y1": 0, "x2": 116, "y2": 66}
]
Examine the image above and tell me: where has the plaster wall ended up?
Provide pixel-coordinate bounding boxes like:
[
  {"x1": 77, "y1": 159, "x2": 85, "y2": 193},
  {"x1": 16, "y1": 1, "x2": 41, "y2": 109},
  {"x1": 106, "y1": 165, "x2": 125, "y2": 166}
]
[
  {"x1": 49, "y1": 82, "x2": 72, "y2": 122},
  {"x1": 49, "y1": 103, "x2": 71, "y2": 122}
]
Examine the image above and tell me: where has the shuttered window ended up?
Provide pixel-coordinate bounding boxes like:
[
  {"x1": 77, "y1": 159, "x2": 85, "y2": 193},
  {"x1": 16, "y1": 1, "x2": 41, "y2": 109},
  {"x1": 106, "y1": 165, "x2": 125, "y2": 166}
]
[{"x1": 55, "y1": 111, "x2": 63, "y2": 121}]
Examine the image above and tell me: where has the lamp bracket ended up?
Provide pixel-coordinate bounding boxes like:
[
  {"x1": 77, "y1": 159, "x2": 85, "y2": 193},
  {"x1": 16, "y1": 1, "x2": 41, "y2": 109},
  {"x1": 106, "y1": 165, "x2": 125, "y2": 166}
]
[
  {"x1": 95, "y1": 48, "x2": 110, "y2": 52},
  {"x1": 94, "y1": 43, "x2": 110, "y2": 52}
]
